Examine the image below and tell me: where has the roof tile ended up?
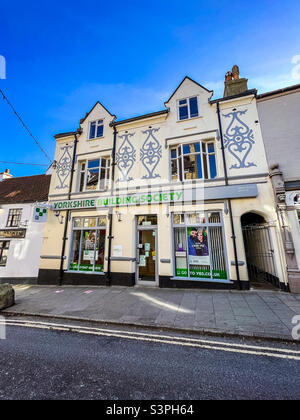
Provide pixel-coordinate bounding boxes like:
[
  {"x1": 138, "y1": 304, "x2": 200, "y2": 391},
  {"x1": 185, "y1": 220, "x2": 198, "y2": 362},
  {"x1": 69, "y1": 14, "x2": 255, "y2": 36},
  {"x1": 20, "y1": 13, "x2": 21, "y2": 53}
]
[{"x1": 0, "y1": 174, "x2": 51, "y2": 204}]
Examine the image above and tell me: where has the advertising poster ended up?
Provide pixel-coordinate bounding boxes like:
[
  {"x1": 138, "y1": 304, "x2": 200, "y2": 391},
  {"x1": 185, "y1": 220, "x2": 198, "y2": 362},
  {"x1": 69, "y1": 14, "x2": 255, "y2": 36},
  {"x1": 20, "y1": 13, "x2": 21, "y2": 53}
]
[{"x1": 187, "y1": 227, "x2": 210, "y2": 266}]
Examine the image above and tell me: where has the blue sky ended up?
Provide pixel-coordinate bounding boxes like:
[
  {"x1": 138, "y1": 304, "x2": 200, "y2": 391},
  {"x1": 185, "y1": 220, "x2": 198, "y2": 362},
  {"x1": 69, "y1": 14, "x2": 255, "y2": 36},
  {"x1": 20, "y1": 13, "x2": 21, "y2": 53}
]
[{"x1": 1, "y1": 0, "x2": 300, "y2": 177}]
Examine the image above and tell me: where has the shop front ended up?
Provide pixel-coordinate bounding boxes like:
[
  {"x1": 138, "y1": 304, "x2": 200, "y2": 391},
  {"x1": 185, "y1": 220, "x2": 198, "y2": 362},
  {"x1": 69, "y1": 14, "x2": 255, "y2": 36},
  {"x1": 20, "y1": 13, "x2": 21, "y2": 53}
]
[{"x1": 43, "y1": 189, "x2": 253, "y2": 289}]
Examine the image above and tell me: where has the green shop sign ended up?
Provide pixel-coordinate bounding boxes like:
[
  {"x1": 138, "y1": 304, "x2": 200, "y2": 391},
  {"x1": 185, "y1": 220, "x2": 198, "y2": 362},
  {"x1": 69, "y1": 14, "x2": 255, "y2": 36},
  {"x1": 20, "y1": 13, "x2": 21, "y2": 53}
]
[{"x1": 52, "y1": 191, "x2": 184, "y2": 210}]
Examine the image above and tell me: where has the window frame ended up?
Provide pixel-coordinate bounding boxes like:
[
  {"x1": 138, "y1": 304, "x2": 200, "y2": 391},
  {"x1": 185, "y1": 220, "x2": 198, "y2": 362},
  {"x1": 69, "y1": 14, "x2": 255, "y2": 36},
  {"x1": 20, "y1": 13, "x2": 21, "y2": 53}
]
[
  {"x1": 177, "y1": 96, "x2": 199, "y2": 121},
  {"x1": 68, "y1": 217, "x2": 107, "y2": 274},
  {"x1": 78, "y1": 157, "x2": 111, "y2": 192},
  {"x1": 170, "y1": 140, "x2": 217, "y2": 182},
  {"x1": 6, "y1": 208, "x2": 22, "y2": 228},
  {"x1": 88, "y1": 119, "x2": 104, "y2": 140},
  {"x1": 0, "y1": 241, "x2": 10, "y2": 267},
  {"x1": 172, "y1": 211, "x2": 229, "y2": 281}
]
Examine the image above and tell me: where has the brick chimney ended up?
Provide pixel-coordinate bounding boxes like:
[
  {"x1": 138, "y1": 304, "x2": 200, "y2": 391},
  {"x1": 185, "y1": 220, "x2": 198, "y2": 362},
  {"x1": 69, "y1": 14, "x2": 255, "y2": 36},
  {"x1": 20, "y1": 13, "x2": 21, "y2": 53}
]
[
  {"x1": 0, "y1": 169, "x2": 13, "y2": 182},
  {"x1": 223, "y1": 65, "x2": 248, "y2": 98}
]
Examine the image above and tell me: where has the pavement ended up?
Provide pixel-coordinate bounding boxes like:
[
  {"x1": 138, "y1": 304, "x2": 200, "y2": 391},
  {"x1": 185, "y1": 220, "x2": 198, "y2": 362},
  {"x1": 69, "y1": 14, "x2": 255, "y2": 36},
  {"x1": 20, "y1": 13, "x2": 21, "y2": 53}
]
[{"x1": 2, "y1": 285, "x2": 300, "y2": 341}]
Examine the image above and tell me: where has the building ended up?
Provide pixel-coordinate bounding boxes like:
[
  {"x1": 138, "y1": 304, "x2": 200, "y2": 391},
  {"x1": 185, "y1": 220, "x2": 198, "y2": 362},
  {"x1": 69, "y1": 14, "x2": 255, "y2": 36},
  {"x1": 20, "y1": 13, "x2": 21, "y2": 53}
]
[
  {"x1": 0, "y1": 170, "x2": 51, "y2": 284},
  {"x1": 257, "y1": 84, "x2": 300, "y2": 293},
  {"x1": 38, "y1": 67, "x2": 289, "y2": 291}
]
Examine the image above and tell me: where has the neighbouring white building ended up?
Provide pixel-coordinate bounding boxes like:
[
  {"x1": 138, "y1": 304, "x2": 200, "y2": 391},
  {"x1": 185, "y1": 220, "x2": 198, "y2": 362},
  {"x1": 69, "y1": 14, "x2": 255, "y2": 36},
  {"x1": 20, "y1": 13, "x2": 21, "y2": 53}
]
[
  {"x1": 257, "y1": 84, "x2": 300, "y2": 293},
  {"x1": 0, "y1": 170, "x2": 51, "y2": 284}
]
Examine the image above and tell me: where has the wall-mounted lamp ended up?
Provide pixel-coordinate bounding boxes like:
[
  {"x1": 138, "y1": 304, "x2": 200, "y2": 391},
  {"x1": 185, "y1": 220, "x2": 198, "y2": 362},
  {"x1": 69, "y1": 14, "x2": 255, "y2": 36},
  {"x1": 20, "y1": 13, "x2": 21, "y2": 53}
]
[
  {"x1": 115, "y1": 211, "x2": 122, "y2": 222},
  {"x1": 55, "y1": 211, "x2": 64, "y2": 225},
  {"x1": 224, "y1": 201, "x2": 229, "y2": 215}
]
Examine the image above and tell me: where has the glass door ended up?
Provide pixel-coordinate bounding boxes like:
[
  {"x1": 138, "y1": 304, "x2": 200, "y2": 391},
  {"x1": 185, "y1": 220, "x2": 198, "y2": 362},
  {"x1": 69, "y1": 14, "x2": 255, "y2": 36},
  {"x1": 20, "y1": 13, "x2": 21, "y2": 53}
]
[{"x1": 137, "y1": 228, "x2": 158, "y2": 285}]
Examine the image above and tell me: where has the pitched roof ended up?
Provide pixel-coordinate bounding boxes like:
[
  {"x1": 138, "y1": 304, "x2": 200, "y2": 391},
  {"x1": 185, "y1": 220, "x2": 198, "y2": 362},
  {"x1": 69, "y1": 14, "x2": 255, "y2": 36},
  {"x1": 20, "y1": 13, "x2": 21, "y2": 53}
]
[
  {"x1": 0, "y1": 174, "x2": 51, "y2": 204},
  {"x1": 256, "y1": 83, "x2": 300, "y2": 100},
  {"x1": 209, "y1": 89, "x2": 257, "y2": 104},
  {"x1": 79, "y1": 101, "x2": 116, "y2": 125},
  {"x1": 114, "y1": 109, "x2": 168, "y2": 126},
  {"x1": 164, "y1": 76, "x2": 213, "y2": 104}
]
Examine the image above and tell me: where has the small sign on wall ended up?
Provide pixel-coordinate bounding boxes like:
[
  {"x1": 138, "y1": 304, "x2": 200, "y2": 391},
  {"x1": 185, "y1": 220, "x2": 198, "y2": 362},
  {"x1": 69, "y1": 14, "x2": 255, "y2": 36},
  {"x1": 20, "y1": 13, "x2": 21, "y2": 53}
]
[
  {"x1": 113, "y1": 245, "x2": 123, "y2": 257},
  {"x1": 34, "y1": 207, "x2": 48, "y2": 223}
]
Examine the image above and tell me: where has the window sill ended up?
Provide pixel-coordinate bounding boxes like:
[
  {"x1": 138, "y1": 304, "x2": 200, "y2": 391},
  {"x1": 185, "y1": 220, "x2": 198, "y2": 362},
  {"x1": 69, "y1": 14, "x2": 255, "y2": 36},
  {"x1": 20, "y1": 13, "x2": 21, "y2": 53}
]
[
  {"x1": 171, "y1": 277, "x2": 233, "y2": 284},
  {"x1": 73, "y1": 189, "x2": 110, "y2": 195},
  {"x1": 176, "y1": 116, "x2": 202, "y2": 123},
  {"x1": 65, "y1": 271, "x2": 105, "y2": 275},
  {"x1": 170, "y1": 177, "x2": 220, "y2": 185},
  {"x1": 87, "y1": 136, "x2": 104, "y2": 142}
]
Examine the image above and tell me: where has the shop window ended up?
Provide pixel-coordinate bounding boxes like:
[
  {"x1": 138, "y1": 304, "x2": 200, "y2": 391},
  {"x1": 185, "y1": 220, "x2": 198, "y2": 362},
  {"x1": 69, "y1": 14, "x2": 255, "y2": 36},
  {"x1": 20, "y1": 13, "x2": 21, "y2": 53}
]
[
  {"x1": 89, "y1": 120, "x2": 104, "y2": 139},
  {"x1": 0, "y1": 241, "x2": 10, "y2": 266},
  {"x1": 6, "y1": 209, "x2": 22, "y2": 227},
  {"x1": 69, "y1": 217, "x2": 107, "y2": 273},
  {"x1": 173, "y1": 212, "x2": 227, "y2": 280},
  {"x1": 79, "y1": 158, "x2": 110, "y2": 192},
  {"x1": 178, "y1": 97, "x2": 199, "y2": 120},
  {"x1": 171, "y1": 141, "x2": 217, "y2": 182}
]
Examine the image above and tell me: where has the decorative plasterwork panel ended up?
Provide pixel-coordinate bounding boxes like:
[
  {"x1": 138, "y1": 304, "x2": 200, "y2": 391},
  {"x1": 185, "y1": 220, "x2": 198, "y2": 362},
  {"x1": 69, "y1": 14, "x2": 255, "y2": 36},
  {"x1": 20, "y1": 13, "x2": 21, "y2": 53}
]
[
  {"x1": 55, "y1": 145, "x2": 73, "y2": 189},
  {"x1": 223, "y1": 110, "x2": 256, "y2": 169},
  {"x1": 116, "y1": 133, "x2": 136, "y2": 182},
  {"x1": 140, "y1": 128, "x2": 162, "y2": 179}
]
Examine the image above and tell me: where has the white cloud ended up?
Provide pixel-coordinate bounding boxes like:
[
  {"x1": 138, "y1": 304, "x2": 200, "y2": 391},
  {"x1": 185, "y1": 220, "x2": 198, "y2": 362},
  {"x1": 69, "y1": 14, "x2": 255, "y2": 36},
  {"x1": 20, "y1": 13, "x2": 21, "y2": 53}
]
[{"x1": 250, "y1": 72, "x2": 299, "y2": 93}]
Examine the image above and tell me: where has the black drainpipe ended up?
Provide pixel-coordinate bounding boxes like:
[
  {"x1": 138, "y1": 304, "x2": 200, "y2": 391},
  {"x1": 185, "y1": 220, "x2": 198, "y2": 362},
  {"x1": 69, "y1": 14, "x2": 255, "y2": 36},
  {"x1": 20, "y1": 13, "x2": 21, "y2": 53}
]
[
  {"x1": 58, "y1": 133, "x2": 79, "y2": 286},
  {"x1": 106, "y1": 124, "x2": 117, "y2": 286},
  {"x1": 216, "y1": 102, "x2": 242, "y2": 290}
]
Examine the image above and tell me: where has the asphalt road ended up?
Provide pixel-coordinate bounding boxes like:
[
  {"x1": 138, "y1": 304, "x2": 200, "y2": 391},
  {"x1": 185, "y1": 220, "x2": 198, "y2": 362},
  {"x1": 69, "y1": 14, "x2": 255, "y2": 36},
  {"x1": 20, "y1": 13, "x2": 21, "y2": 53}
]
[{"x1": 0, "y1": 317, "x2": 299, "y2": 400}]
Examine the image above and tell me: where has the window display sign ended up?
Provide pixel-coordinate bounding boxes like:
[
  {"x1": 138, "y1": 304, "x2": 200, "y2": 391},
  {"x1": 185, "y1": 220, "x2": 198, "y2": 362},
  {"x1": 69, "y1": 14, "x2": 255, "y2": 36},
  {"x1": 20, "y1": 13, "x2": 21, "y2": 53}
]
[
  {"x1": 187, "y1": 227, "x2": 210, "y2": 266},
  {"x1": 173, "y1": 212, "x2": 228, "y2": 281}
]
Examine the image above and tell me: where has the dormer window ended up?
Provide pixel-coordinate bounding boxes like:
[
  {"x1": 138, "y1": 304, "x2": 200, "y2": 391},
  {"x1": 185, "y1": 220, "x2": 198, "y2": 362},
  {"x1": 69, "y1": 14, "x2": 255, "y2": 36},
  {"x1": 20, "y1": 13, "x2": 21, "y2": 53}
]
[
  {"x1": 89, "y1": 120, "x2": 104, "y2": 139},
  {"x1": 178, "y1": 97, "x2": 199, "y2": 121}
]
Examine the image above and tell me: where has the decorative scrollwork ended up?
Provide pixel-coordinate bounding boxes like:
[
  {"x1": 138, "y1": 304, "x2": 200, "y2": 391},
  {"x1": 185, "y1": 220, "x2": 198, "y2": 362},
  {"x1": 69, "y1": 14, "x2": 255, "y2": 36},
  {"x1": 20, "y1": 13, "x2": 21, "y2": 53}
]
[
  {"x1": 223, "y1": 110, "x2": 256, "y2": 169},
  {"x1": 116, "y1": 133, "x2": 136, "y2": 182},
  {"x1": 140, "y1": 128, "x2": 162, "y2": 179},
  {"x1": 55, "y1": 145, "x2": 73, "y2": 189}
]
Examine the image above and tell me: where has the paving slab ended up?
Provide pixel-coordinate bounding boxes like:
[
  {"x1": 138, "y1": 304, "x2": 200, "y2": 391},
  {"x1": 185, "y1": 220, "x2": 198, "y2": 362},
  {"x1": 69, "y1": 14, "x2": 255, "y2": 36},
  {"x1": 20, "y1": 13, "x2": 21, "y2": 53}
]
[{"x1": 1, "y1": 285, "x2": 300, "y2": 342}]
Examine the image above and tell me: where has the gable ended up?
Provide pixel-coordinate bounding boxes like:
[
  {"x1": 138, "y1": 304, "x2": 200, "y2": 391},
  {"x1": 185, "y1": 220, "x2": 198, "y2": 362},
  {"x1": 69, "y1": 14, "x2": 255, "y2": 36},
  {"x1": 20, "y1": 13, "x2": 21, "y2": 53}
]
[{"x1": 165, "y1": 76, "x2": 213, "y2": 106}]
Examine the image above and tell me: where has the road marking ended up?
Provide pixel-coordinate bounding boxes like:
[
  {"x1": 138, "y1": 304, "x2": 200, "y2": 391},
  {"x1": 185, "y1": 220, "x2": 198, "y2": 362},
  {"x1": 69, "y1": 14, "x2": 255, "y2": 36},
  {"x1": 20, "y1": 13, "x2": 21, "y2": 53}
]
[
  {"x1": 1, "y1": 319, "x2": 300, "y2": 361},
  {"x1": 3, "y1": 319, "x2": 299, "y2": 354}
]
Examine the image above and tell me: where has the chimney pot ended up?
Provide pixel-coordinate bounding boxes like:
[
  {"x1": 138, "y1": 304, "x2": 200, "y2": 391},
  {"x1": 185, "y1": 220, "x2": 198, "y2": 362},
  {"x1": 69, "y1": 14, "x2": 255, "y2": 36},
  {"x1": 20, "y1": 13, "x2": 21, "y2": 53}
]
[
  {"x1": 0, "y1": 169, "x2": 13, "y2": 182},
  {"x1": 223, "y1": 65, "x2": 248, "y2": 98}
]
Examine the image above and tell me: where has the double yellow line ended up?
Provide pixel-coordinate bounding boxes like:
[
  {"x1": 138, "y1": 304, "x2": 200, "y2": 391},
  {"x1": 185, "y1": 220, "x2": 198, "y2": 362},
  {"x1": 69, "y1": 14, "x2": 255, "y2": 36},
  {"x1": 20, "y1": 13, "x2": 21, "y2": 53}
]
[{"x1": 1, "y1": 319, "x2": 300, "y2": 361}]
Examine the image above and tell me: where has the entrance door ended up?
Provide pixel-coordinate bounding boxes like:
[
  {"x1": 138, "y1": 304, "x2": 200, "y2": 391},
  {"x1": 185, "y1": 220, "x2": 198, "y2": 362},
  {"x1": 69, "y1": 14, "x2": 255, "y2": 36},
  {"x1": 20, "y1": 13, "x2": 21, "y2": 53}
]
[{"x1": 136, "y1": 228, "x2": 158, "y2": 285}]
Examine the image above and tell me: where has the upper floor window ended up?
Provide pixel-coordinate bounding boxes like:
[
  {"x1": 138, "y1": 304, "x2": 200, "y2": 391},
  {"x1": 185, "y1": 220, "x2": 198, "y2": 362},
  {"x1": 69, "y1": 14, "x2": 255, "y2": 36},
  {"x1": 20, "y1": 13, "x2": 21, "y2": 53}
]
[
  {"x1": 79, "y1": 158, "x2": 110, "y2": 192},
  {"x1": 178, "y1": 97, "x2": 199, "y2": 120},
  {"x1": 171, "y1": 141, "x2": 217, "y2": 182},
  {"x1": 6, "y1": 209, "x2": 22, "y2": 227},
  {"x1": 89, "y1": 120, "x2": 104, "y2": 139},
  {"x1": 297, "y1": 210, "x2": 300, "y2": 226}
]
